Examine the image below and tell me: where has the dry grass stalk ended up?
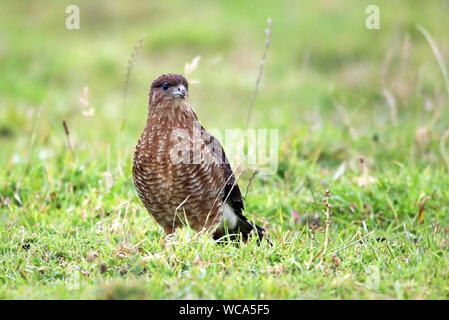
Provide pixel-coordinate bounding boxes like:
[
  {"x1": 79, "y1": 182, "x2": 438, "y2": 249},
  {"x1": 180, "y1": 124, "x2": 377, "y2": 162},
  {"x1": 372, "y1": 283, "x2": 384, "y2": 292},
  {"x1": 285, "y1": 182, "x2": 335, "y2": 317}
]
[
  {"x1": 329, "y1": 232, "x2": 372, "y2": 256},
  {"x1": 80, "y1": 86, "x2": 94, "y2": 117},
  {"x1": 111, "y1": 201, "x2": 129, "y2": 240},
  {"x1": 417, "y1": 24, "x2": 449, "y2": 97},
  {"x1": 244, "y1": 168, "x2": 259, "y2": 201},
  {"x1": 172, "y1": 195, "x2": 191, "y2": 233},
  {"x1": 382, "y1": 88, "x2": 397, "y2": 124},
  {"x1": 62, "y1": 120, "x2": 73, "y2": 155},
  {"x1": 440, "y1": 127, "x2": 449, "y2": 171},
  {"x1": 417, "y1": 195, "x2": 432, "y2": 224},
  {"x1": 376, "y1": 176, "x2": 399, "y2": 222},
  {"x1": 321, "y1": 189, "x2": 332, "y2": 256},
  {"x1": 184, "y1": 56, "x2": 201, "y2": 75},
  {"x1": 184, "y1": 56, "x2": 201, "y2": 85},
  {"x1": 416, "y1": 25, "x2": 449, "y2": 169},
  {"x1": 124, "y1": 35, "x2": 146, "y2": 102},
  {"x1": 246, "y1": 18, "x2": 273, "y2": 128}
]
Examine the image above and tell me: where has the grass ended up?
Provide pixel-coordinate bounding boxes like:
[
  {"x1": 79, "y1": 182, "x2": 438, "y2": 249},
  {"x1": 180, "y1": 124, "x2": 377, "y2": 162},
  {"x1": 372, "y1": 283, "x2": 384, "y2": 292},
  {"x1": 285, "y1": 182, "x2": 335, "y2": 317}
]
[{"x1": 1, "y1": 0, "x2": 449, "y2": 299}]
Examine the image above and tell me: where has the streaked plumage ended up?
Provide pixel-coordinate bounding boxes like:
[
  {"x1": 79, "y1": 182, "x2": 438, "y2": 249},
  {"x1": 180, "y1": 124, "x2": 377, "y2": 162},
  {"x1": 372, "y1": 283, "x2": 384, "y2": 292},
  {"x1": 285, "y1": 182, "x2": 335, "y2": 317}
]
[{"x1": 132, "y1": 73, "x2": 266, "y2": 241}]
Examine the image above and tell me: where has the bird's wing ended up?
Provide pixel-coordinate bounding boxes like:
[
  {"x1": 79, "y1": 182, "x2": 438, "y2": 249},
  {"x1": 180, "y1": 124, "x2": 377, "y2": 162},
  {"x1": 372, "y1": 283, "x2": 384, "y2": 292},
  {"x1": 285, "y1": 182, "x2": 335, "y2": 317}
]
[
  {"x1": 199, "y1": 125, "x2": 244, "y2": 213},
  {"x1": 200, "y1": 124, "x2": 266, "y2": 241}
]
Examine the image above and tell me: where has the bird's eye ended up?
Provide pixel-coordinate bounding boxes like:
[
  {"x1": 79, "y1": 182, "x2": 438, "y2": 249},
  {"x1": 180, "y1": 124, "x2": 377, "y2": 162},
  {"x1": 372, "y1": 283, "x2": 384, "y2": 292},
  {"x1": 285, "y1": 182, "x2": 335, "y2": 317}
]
[{"x1": 161, "y1": 83, "x2": 170, "y2": 91}]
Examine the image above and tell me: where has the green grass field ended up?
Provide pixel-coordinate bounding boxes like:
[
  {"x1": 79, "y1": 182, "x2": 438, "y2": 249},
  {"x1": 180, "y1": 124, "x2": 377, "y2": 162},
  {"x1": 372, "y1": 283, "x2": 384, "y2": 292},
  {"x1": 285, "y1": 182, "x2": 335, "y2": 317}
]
[{"x1": 1, "y1": 0, "x2": 449, "y2": 299}]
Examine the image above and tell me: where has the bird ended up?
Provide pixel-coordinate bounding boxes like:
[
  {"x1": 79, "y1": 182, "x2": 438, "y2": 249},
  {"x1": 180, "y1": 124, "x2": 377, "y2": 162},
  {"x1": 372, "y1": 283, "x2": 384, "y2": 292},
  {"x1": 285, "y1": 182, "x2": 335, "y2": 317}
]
[{"x1": 132, "y1": 73, "x2": 266, "y2": 242}]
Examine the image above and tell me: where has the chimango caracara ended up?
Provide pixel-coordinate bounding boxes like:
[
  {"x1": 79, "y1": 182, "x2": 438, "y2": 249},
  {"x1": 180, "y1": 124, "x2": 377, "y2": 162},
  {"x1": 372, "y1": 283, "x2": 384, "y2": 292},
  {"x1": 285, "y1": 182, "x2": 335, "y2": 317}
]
[{"x1": 132, "y1": 73, "x2": 266, "y2": 242}]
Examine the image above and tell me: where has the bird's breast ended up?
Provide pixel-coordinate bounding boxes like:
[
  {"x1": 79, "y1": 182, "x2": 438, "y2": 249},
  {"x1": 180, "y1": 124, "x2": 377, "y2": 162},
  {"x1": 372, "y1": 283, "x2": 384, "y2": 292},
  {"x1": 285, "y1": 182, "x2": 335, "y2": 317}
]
[{"x1": 132, "y1": 109, "x2": 225, "y2": 231}]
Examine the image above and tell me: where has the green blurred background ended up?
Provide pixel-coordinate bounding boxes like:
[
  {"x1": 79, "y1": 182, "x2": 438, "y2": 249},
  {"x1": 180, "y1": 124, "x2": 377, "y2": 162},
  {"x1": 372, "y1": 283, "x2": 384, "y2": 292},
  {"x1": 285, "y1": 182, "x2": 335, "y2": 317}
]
[{"x1": 1, "y1": 0, "x2": 448, "y2": 169}]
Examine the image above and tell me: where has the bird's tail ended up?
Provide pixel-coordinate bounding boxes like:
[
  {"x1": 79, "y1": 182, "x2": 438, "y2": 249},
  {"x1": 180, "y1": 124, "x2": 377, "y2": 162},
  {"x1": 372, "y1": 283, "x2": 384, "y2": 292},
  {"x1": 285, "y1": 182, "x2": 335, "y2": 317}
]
[{"x1": 213, "y1": 214, "x2": 269, "y2": 244}]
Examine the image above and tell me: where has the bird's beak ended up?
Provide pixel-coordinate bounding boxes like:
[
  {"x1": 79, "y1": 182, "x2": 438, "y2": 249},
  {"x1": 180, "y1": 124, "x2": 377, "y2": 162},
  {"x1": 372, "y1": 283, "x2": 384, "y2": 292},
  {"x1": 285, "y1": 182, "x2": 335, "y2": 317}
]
[{"x1": 172, "y1": 85, "x2": 187, "y2": 99}]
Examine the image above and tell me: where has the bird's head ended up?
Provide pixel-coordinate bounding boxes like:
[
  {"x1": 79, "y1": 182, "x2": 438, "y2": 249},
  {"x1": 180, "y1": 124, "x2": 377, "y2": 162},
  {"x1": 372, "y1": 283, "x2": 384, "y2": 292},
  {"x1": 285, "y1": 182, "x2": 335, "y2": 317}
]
[{"x1": 149, "y1": 73, "x2": 189, "y2": 105}]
